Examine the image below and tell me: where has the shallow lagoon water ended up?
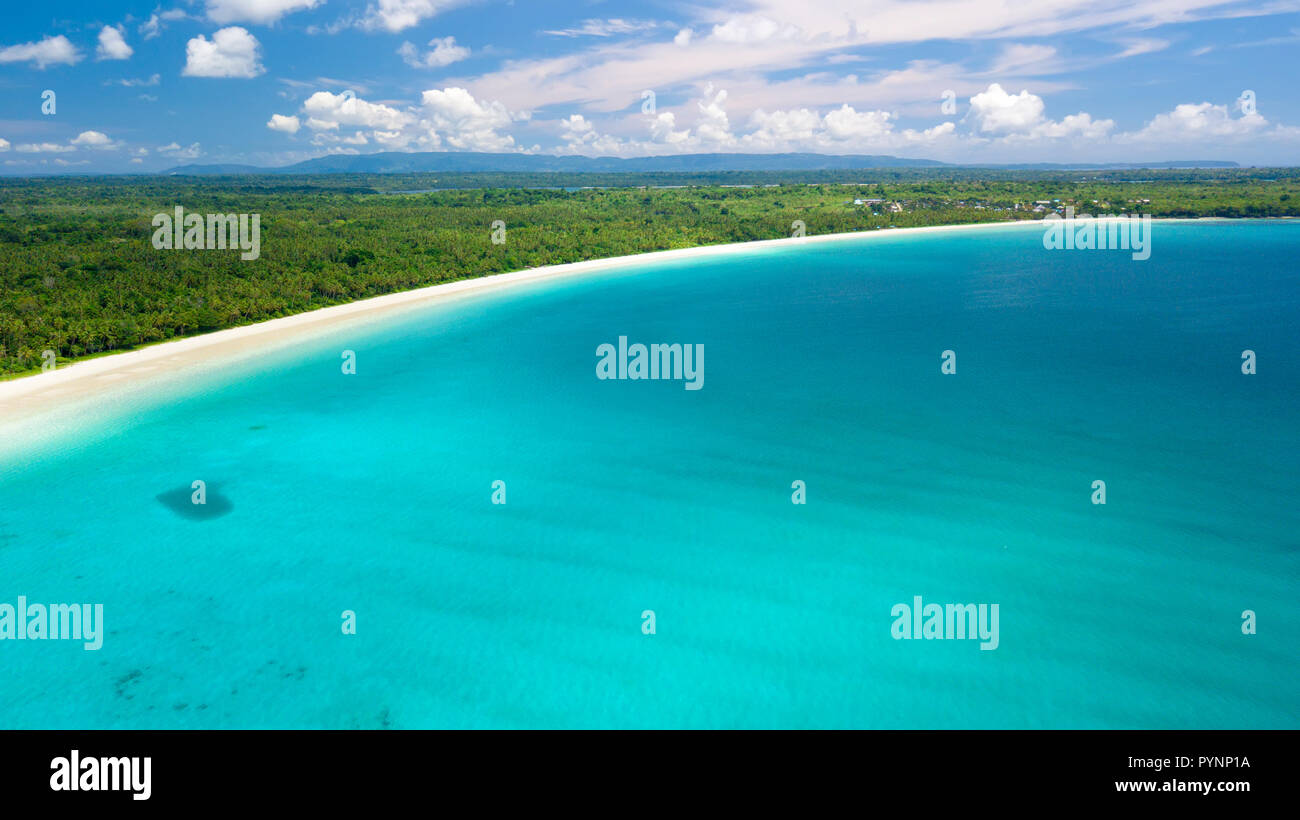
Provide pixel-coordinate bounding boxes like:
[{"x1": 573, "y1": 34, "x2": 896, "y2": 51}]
[{"x1": 1, "y1": 220, "x2": 1296, "y2": 728}]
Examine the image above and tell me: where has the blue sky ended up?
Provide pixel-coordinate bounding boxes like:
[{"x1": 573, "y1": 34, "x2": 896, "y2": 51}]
[{"x1": 1, "y1": 0, "x2": 1298, "y2": 173}]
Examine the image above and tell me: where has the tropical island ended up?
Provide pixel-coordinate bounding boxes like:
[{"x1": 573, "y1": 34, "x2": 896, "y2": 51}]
[{"x1": 2, "y1": 165, "x2": 1297, "y2": 379}]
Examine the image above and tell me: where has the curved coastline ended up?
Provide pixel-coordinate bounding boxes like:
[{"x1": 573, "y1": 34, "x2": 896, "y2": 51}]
[
  {"x1": 0, "y1": 215, "x2": 1295, "y2": 728},
  {"x1": 0, "y1": 216, "x2": 1228, "y2": 431}
]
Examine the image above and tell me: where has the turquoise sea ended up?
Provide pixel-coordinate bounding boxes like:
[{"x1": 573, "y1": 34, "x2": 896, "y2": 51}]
[{"x1": 1, "y1": 220, "x2": 1296, "y2": 728}]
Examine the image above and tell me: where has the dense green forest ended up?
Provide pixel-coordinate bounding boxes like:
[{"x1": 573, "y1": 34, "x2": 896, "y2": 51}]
[{"x1": 1, "y1": 168, "x2": 1298, "y2": 377}]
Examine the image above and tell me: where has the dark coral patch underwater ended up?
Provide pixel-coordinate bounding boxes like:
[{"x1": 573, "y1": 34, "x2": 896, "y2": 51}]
[{"x1": 155, "y1": 485, "x2": 234, "y2": 520}]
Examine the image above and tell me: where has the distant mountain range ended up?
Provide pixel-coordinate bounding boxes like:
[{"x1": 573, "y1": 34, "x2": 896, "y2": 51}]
[{"x1": 163, "y1": 151, "x2": 1240, "y2": 176}]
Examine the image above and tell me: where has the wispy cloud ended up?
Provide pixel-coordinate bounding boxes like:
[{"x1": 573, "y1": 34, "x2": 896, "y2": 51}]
[
  {"x1": 0, "y1": 35, "x2": 81, "y2": 69},
  {"x1": 544, "y1": 19, "x2": 669, "y2": 38},
  {"x1": 111, "y1": 74, "x2": 161, "y2": 88}
]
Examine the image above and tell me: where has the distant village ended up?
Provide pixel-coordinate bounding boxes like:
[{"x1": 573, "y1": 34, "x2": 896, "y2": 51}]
[{"x1": 845, "y1": 194, "x2": 1154, "y2": 216}]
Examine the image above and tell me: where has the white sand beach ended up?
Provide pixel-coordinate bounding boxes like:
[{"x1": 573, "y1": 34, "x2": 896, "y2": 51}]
[{"x1": 0, "y1": 221, "x2": 1040, "y2": 431}]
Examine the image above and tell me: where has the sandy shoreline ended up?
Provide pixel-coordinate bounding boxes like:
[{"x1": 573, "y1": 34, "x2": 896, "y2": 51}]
[{"x1": 0, "y1": 219, "x2": 1041, "y2": 429}]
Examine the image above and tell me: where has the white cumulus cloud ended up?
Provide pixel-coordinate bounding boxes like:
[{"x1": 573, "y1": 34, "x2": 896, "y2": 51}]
[
  {"x1": 549, "y1": 86, "x2": 962, "y2": 158},
  {"x1": 71, "y1": 130, "x2": 118, "y2": 149},
  {"x1": 822, "y1": 105, "x2": 894, "y2": 140},
  {"x1": 397, "y1": 36, "x2": 469, "y2": 68},
  {"x1": 361, "y1": 0, "x2": 462, "y2": 33},
  {"x1": 419, "y1": 87, "x2": 522, "y2": 151},
  {"x1": 559, "y1": 113, "x2": 625, "y2": 154},
  {"x1": 267, "y1": 114, "x2": 301, "y2": 133},
  {"x1": 96, "y1": 26, "x2": 134, "y2": 61},
  {"x1": 967, "y1": 83, "x2": 1113, "y2": 140},
  {"x1": 1125, "y1": 102, "x2": 1269, "y2": 141},
  {"x1": 0, "y1": 35, "x2": 82, "y2": 69},
  {"x1": 967, "y1": 83, "x2": 1045, "y2": 134},
  {"x1": 183, "y1": 27, "x2": 265, "y2": 78},
  {"x1": 302, "y1": 90, "x2": 413, "y2": 130}
]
